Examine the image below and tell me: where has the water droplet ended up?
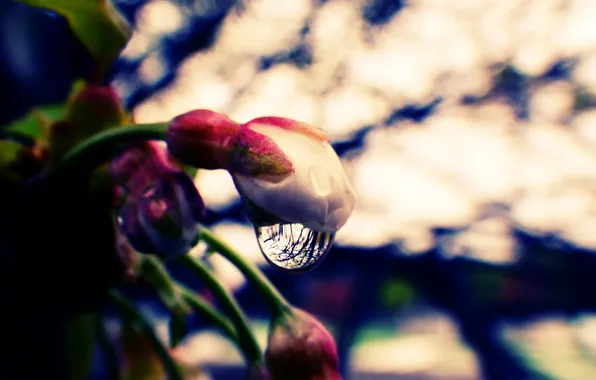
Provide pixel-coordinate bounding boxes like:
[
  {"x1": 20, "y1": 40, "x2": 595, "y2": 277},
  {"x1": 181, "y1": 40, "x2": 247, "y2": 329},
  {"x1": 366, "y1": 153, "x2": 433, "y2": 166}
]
[{"x1": 256, "y1": 223, "x2": 334, "y2": 271}]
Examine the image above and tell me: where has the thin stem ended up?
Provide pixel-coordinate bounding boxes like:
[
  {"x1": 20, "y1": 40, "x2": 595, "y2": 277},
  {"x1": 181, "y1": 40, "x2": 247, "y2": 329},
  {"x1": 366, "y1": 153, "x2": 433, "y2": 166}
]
[
  {"x1": 177, "y1": 285, "x2": 239, "y2": 346},
  {"x1": 108, "y1": 290, "x2": 184, "y2": 380},
  {"x1": 180, "y1": 255, "x2": 262, "y2": 365},
  {"x1": 140, "y1": 256, "x2": 190, "y2": 315},
  {"x1": 43, "y1": 122, "x2": 168, "y2": 181},
  {"x1": 140, "y1": 256, "x2": 248, "y2": 360},
  {"x1": 198, "y1": 225, "x2": 291, "y2": 316}
]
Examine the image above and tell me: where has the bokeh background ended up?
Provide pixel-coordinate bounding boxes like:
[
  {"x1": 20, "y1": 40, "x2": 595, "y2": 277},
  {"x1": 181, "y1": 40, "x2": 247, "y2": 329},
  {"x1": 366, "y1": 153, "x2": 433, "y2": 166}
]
[{"x1": 5, "y1": 0, "x2": 596, "y2": 379}]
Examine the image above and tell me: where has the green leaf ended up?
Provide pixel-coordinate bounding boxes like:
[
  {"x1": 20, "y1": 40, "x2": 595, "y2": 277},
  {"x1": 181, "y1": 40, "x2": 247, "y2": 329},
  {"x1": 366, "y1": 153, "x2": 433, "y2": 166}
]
[
  {"x1": 0, "y1": 141, "x2": 22, "y2": 168},
  {"x1": 17, "y1": 0, "x2": 132, "y2": 71},
  {"x1": 3, "y1": 105, "x2": 63, "y2": 142}
]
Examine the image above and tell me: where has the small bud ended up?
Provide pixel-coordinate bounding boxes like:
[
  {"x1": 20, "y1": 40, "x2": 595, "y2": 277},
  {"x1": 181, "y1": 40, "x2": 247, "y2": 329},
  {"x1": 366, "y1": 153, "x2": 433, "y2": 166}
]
[
  {"x1": 111, "y1": 142, "x2": 205, "y2": 258},
  {"x1": 50, "y1": 82, "x2": 128, "y2": 160},
  {"x1": 65, "y1": 83, "x2": 127, "y2": 134},
  {"x1": 166, "y1": 109, "x2": 294, "y2": 179},
  {"x1": 167, "y1": 109, "x2": 241, "y2": 170},
  {"x1": 265, "y1": 308, "x2": 341, "y2": 380}
]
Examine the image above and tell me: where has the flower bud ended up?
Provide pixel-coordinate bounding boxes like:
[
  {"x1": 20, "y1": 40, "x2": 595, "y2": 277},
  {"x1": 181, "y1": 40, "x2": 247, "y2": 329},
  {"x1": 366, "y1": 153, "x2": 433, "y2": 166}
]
[
  {"x1": 65, "y1": 83, "x2": 128, "y2": 135},
  {"x1": 234, "y1": 117, "x2": 355, "y2": 233},
  {"x1": 111, "y1": 141, "x2": 205, "y2": 258},
  {"x1": 50, "y1": 83, "x2": 128, "y2": 160},
  {"x1": 167, "y1": 109, "x2": 294, "y2": 178},
  {"x1": 166, "y1": 110, "x2": 355, "y2": 233},
  {"x1": 265, "y1": 308, "x2": 341, "y2": 380},
  {"x1": 167, "y1": 109, "x2": 241, "y2": 170}
]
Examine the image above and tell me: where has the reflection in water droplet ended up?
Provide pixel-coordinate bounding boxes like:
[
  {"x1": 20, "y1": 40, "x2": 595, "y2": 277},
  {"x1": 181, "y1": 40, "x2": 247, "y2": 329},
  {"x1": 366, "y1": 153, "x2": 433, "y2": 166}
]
[{"x1": 256, "y1": 223, "x2": 334, "y2": 271}]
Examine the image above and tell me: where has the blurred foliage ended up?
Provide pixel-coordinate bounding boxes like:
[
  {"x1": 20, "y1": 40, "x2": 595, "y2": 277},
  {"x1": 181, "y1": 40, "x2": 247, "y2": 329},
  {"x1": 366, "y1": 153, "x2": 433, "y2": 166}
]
[{"x1": 16, "y1": 0, "x2": 131, "y2": 72}]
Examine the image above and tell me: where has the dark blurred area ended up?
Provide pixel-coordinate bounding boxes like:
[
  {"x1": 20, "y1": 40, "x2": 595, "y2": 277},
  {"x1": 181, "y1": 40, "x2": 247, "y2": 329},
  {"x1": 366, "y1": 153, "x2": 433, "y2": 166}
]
[{"x1": 5, "y1": 0, "x2": 596, "y2": 379}]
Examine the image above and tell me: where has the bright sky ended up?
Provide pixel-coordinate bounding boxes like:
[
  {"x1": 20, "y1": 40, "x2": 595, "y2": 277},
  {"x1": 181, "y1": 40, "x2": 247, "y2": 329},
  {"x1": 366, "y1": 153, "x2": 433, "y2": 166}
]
[{"x1": 116, "y1": 0, "x2": 596, "y2": 267}]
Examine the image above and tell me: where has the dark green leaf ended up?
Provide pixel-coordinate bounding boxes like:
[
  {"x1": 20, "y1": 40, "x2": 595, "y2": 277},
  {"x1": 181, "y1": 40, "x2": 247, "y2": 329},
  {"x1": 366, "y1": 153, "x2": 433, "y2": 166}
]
[
  {"x1": 0, "y1": 142, "x2": 22, "y2": 168},
  {"x1": 17, "y1": 0, "x2": 131, "y2": 70},
  {"x1": 3, "y1": 105, "x2": 63, "y2": 142}
]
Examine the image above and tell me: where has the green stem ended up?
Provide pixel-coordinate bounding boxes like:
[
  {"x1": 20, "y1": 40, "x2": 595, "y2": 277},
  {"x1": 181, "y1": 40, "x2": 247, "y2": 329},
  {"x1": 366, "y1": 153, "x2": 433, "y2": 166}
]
[
  {"x1": 180, "y1": 255, "x2": 262, "y2": 365},
  {"x1": 177, "y1": 285, "x2": 239, "y2": 346},
  {"x1": 140, "y1": 256, "x2": 248, "y2": 361},
  {"x1": 198, "y1": 225, "x2": 291, "y2": 316},
  {"x1": 44, "y1": 122, "x2": 168, "y2": 181},
  {"x1": 109, "y1": 290, "x2": 184, "y2": 380},
  {"x1": 140, "y1": 256, "x2": 190, "y2": 315}
]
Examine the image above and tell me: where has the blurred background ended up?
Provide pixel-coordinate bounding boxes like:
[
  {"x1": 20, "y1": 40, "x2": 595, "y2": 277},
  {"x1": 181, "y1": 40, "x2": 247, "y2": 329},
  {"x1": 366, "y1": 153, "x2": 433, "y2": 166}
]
[{"x1": 5, "y1": 0, "x2": 596, "y2": 379}]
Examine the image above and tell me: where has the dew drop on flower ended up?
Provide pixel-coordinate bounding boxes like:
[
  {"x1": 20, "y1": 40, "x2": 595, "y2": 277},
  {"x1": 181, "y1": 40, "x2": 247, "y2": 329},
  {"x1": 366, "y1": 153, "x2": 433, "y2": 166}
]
[{"x1": 255, "y1": 223, "x2": 334, "y2": 271}]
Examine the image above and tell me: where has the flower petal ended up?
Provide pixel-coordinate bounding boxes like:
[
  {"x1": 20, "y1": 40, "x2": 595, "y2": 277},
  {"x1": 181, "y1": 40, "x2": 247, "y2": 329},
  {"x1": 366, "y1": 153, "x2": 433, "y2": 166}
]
[
  {"x1": 234, "y1": 122, "x2": 355, "y2": 233},
  {"x1": 245, "y1": 117, "x2": 330, "y2": 143}
]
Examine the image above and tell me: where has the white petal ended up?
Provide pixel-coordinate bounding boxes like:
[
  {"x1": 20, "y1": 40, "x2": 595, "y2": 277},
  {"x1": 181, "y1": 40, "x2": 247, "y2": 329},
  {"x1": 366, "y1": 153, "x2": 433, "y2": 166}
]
[{"x1": 234, "y1": 123, "x2": 356, "y2": 232}]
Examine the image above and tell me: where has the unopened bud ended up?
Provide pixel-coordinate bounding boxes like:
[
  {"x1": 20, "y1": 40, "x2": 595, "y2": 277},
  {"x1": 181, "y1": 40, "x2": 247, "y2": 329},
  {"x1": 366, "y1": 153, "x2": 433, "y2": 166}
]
[
  {"x1": 166, "y1": 109, "x2": 294, "y2": 179},
  {"x1": 111, "y1": 142, "x2": 205, "y2": 258},
  {"x1": 265, "y1": 308, "x2": 341, "y2": 380},
  {"x1": 65, "y1": 83, "x2": 127, "y2": 134}
]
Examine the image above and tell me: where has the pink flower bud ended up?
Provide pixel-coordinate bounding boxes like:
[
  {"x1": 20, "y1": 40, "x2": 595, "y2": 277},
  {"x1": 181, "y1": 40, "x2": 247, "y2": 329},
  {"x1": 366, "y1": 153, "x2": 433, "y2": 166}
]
[
  {"x1": 65, "y1": 83, "x2": 128, "y2": 135},
  {"x1": 167, "y1": 109, "x2": 241, "y2": 170},
  {"x1": 166, "y1": 109, "x2": 294, "y2": 179},
  {"x1": 265, "y1": 308, "x2": 341, "y2": 380},
  {"x1": 50, "y1": 83, "x2": 128, "y2": 160}
]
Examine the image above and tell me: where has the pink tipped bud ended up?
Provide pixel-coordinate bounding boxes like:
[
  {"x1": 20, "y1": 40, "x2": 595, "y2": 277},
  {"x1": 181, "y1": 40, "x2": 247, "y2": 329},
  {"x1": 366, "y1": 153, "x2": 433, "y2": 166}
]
[
  {"x1": 66, "y1": 83, "x2": 127, "y2": 134},
  {"x1": 265, "y1": 308, "x2": 341, "y2": 380},
  {"x1": 167, "y1": 109, "x2": 294, "y2": 179},
  {"x1": 166, "y1": 109, "x2": 241, "y2": 170}
]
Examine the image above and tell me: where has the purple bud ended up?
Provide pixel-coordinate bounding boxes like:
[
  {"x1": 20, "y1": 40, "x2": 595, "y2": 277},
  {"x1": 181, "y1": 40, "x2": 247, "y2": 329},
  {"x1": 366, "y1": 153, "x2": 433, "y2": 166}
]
[{"x1": 111, "y1": 142, "x2": 205, "y2": 258}]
